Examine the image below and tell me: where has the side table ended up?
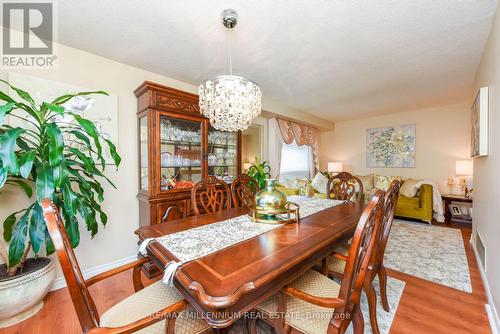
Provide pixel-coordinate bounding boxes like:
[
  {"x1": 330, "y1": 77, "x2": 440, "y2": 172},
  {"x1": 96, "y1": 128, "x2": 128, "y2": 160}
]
[{"x1": 442, "y1": 194, "x2": 473, "y2": 225}]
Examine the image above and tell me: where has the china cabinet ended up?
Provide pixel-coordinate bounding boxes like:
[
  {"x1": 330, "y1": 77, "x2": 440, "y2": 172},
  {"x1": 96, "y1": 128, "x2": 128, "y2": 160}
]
[{"x1": 135, "y1": 81, "x2": 241, "y2": 227}]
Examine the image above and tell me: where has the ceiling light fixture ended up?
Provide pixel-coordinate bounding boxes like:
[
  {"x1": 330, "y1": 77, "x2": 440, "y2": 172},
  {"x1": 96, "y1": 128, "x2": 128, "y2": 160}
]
[{"x1": 198, "y1": 9, "x2": 262, "y2": 132}]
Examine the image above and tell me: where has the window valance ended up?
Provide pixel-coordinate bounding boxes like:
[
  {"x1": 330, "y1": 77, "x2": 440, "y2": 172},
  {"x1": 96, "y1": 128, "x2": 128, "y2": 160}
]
[{"x1": 276, "y1": 118, "x2": 319, "y2": 174}]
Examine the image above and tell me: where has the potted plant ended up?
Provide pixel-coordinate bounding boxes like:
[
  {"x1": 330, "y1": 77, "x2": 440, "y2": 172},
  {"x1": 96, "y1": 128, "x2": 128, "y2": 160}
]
[
  {"x1": 246, "y1": 156, "x2": 271, "y2": 190},
  {"x1": 0, "y1": 80, "x2": 121, "y2": 327}
]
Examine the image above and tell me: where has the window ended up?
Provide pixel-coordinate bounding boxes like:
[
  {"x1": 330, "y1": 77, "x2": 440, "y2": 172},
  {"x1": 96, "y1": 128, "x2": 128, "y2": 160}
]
[{"x1": 279, "y1": 142, "x2": 311, "y2": 181}]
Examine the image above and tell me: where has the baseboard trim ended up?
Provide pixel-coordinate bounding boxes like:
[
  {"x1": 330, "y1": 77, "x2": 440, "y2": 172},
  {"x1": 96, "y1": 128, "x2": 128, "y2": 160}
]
[
  {"x1": 470, "y1": 239, "x2": 500, "y2": 334},
  {"x1": 50, "y1": 255, "x2": 138, "y2": 291}
]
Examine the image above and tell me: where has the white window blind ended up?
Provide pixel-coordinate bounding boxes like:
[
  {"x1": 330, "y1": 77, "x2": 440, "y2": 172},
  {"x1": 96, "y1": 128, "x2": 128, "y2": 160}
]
[{"x1": 279, "y1": 142, "x2": 311, "y2": 181}]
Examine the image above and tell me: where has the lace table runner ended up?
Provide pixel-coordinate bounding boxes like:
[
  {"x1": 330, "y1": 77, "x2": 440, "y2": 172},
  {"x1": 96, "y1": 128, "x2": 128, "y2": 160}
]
[{"x1": 138, "y1": 196, "x2": 344, "y2": 286}]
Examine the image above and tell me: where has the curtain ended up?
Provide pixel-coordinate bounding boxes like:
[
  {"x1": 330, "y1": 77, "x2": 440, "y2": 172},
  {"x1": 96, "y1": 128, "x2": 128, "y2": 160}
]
[
  {"x1": 268, "y1": 118, "x2": 284, "y2": 179},
  {"x1": 276, "y1": 118, "x2": 319, "y2": 175}
]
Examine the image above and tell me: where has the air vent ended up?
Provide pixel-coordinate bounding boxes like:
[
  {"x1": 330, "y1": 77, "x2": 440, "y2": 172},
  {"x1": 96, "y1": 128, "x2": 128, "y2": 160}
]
[{"x1": 476, "y1": 231, "x2": 486, "y2": 271}]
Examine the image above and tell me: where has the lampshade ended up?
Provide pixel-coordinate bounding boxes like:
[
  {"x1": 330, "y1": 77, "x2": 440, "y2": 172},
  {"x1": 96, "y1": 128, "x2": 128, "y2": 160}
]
[
  {"x1": 328, "y1": 162, "x2": 343, "y2": 173},
  {"x1": 456, "y1": 160, "x2": 473, "y2": 176}
]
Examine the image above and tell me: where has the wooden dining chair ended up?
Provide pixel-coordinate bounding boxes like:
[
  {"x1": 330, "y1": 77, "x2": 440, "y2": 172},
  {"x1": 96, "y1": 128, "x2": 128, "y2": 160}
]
[
  {"x1": 161, "y1": 204, "x2": 185, "y2": 224},
  {"x1": 41, "y1": 199, "x2": 212, "y2": 334},
  {"x1": 324, "y1": 180, "x2": 400, "y2": 334},
  {"x1": 326, "y1": 172, "x2": 364, "y2": 204},
  {"x1": 230, "y1": 174, "x2": 259, "y2": 209},
  {"x1": 191, "y1": 175, "x2": 231, "y2": 215},
  {"x1": 251, "y1": 191, "x2": 386, "y2": 334}
]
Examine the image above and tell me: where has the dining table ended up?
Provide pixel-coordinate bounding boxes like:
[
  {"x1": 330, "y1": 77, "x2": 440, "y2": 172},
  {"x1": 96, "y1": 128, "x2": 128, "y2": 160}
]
[{"x1": 134, "y1": 198, "x2": 364, "y2": 331}]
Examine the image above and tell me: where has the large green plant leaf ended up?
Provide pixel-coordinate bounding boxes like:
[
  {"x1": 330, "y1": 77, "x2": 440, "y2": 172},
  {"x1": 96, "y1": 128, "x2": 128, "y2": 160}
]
[
  {"x1": 35, "y1": 163, "x2": 54, "y2": 202},
  {"x1": 5, "y1": 179, "x2": 33, "y2": 197},
  {"x1": 63, "y1": 211, "x2": 80, "y2": 248},
  {"x1": 51, "y1": 91, "x2": 108, "y2": 105},
  {"x1": 0, "y1": 166, "x2": 6, "y2": 187},
  {"x1": 69, "y1": 130, "x2": 91, "y2": 149},
  {"x1": 61, "y1": 182, "x2": 78, "y2": 215},
  {"x1": 68, "y1": 147, "x2": 95, "y2": 172},
  {"x1": 29, "y1": 202, "x2": 45, "y2": 254},
  {"x1": 0, "y1": 79, "x2": 36, "y2": 109},
  {"x1": 45, "y1": 227, "x2": 55, "y2": 255},
  {"x1": 104, "y1": 138, "x2": 121, "y2": 166},
  {"x1": 53, "y1": 160, "x2": 67, "y2": 188},
  {"x1": 46, "y1": 123, "x2": 64, "y2": 167},
  {"x1": 0, "y1": 102, "x2": 15, "y2": 126},
  {"x1": 0, "y1": 127, "x2": 24, "y2": 173},
  {"x1": 8, "y1": 209, "x2": 30, "y2": 266},
  {"x1": 0, "y1": 90, "x2": 16, "y2": 103},
  {"x1": 18, "y1": 150, "x2": 36, "y2": 178},
  {"x1": 3, "y1": 212, "x2": 17, "y2": 241},
  {"x1": 71, "y1": 114, "x2": 102, "y2": 158},
  {"x1": 42, "y1": 102, "x2": 64, "y2": 115},
  {"x1": 78, "y1": 200, "x2": 98, "y2": 237}
]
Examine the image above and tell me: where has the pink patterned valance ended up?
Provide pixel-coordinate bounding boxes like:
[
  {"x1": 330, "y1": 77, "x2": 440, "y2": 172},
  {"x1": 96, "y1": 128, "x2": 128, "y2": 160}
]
[{"x1": 276, "y1": 118, "x2": 317, "y2": 146}]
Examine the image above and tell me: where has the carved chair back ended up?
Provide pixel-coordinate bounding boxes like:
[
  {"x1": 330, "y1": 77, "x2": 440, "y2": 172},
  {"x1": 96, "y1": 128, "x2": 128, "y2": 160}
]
[
  {"x1": 231, "y1": 174, "x2": 260, "y2": 209},
  {"x1": 326, "y1": 172, "x2": 364, "y2": 204},
  {"x1": 336, "y1": 191, "x2": 385, "y2": 319},
  {"x1": 41, "y1": 199, "x2": 99, "y2": 332},
  {"x1": 161, "y1": 204, "x2": 185, "y2": 223},
  {"x1": 191, "y1": 176, "x2": 231, "y2": 215},
  {"x1": 376, "y1": 179, "x2": 400, "y2": 263}
]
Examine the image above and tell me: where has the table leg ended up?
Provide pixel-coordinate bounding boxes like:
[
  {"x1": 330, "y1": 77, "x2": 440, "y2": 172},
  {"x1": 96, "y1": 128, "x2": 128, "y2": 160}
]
[{"x1": 444, "y1": 199, "x2": 451, "y2": 224}]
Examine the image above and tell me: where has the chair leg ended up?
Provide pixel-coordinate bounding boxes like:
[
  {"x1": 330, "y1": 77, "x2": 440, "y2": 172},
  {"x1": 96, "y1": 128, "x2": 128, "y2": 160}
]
[
  {"x1": 378, "y1": 264, "x2": 390, "y2": 312},
  {"x1": 132, "y1": 263, "x2": 145, "y2": 292},
  {"x1": 352, "y1": 305, "x2": 364, "y2": 334},
  {"x1": 249, "y1": 318, "x2": 258, "y2": 334},
  {"x1": 364, "y1": 277, "x2": 380, "y2": 334}
]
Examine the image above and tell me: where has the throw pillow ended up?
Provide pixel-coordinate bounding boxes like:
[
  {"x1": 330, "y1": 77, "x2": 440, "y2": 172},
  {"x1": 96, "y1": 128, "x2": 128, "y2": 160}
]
[
  {"x1": 374, "y1": 175, "x2": 401, "y2": 191},
  {"x1": 280, "y1": 177, "x2": 297, "y2": 188},
  {"x1": 296, "y1": 178, "x2": 314, "y2": 197},
  {"x1": 355, "y1": 174, "x2": 374, "y2": 192},
  {"x1": 311, "y1": 172, "x2": 329, "y2": 194},
  {"x1": 400, "y1": 178, "x2": 420, "y2": 197}
]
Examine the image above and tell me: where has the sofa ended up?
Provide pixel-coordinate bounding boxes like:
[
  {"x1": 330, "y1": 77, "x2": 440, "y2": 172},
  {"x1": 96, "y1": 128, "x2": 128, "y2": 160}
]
[{"x1": 277, "y1": 174, "x2": 433, "y2": 224}]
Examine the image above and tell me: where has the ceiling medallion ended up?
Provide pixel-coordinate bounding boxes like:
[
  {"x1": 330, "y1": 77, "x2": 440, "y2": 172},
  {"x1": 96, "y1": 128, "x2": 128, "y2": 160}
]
[{"x1": 198, "y1": 9, "x2": 262, "y2": 132}]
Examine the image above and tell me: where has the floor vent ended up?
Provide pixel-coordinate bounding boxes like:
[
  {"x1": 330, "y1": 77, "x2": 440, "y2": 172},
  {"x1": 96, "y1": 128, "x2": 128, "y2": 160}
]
[{"x1": 476, "y1": 232, "x2": 486, "y2": 271}]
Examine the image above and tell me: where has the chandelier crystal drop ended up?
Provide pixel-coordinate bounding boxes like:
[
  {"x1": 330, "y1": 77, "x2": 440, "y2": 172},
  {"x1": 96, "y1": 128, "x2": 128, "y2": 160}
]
[{"x1": 198, "y1": 9, "x2": 262, "y2": 132}]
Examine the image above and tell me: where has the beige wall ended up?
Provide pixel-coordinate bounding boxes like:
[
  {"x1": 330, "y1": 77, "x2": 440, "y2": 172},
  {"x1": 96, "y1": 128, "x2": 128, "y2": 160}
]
[
  {"x1": 0, "y1": 41, "x2": 301, "y2": 280},
  {"x1": 319, "y1": 103, "x2": 470, "y2": 193},
  {"x1": 473, "y1": 4, "x2": 500, "y2": 328}
]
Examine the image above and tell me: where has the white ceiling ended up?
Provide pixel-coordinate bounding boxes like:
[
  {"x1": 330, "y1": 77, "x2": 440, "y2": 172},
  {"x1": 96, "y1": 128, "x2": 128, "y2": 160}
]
[{"x1": 57, "y1": 0, "x2": 497, "y2": 121}]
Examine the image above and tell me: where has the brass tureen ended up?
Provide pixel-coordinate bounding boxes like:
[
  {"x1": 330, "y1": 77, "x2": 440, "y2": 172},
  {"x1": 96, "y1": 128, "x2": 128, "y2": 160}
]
[{"x1": 249, "y1": 179, "x2": 300, "y2": 224}]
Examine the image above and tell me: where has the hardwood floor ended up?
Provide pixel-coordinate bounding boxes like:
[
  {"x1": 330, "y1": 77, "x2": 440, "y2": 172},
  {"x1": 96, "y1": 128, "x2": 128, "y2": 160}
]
[{"x1": 1, "y1": 223, "x2": 491, "y2": 334}]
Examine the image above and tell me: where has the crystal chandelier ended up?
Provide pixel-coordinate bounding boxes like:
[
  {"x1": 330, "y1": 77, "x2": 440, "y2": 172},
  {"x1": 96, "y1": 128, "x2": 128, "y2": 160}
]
[{"x1": 199, "y1": 9, "x2": 262, "y2": 132}]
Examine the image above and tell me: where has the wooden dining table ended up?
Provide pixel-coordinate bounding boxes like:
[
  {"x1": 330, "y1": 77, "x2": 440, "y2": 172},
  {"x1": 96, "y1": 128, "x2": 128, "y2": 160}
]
[{"x1": 134, "y1": 201, "x2": 364, "y2": 330}]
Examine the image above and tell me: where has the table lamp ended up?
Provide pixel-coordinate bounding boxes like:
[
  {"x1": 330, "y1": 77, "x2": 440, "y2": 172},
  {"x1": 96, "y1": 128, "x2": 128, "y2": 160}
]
[
  {"x1": 327, "y1": 162, "x2": 343, "y2": 176},
  {"x1": 455, "y1": 160, "x2": 473, "y2": 197}
]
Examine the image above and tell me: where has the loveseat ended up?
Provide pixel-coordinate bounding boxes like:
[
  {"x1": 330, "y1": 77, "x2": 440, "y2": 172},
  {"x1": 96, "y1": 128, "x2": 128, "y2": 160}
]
[{"x1": 277, "y1": 174, "x2": 433, "y2": 224}]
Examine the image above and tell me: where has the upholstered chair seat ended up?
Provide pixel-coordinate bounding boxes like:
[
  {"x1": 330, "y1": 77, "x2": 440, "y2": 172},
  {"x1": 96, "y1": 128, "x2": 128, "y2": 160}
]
[
  {"x1": 256, "y1": 270, "x2": 341, "y2": 334},
  {"x1": 100, "y1": 280, "x2": 211, "y2": 334}
]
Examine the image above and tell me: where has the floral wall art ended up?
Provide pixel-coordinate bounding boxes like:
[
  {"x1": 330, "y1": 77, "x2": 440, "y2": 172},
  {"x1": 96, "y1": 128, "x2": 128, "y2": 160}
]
[
  {"x1": 7, "y1": 72, "x2": 119, "y2": 164},
  {"x1": 366, "y1": 124, "x2": 416, "y2": 168}
]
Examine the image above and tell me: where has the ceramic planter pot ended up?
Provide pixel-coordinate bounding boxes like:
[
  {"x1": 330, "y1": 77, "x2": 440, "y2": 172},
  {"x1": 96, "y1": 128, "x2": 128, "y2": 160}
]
[{"x1": 0, "y1": 257, "x2": 55, "y2": 328}]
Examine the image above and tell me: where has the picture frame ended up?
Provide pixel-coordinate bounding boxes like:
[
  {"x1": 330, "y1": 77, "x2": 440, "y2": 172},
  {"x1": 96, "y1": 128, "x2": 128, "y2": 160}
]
[
  {"x1": 449, "y1": 204, "x2": 462, "y2": 216},
  {"x1": 366, "y1": 124, "x2": 416, "y2": 168},
  {"x1": 471, "y1": 87, "x2": 489, "y2": 157}
]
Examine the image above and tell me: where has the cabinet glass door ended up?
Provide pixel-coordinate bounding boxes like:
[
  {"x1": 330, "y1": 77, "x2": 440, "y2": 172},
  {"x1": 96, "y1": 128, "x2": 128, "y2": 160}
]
[
  {"x1": 207, "y1": 126, "x2": 238, "y2": 184},
  {"x1": 139, "y1": 116, "x2": 149, "y2": 191},
  {"x1": 159, "y1": 115, "x2": 202, "y2": 191}
]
